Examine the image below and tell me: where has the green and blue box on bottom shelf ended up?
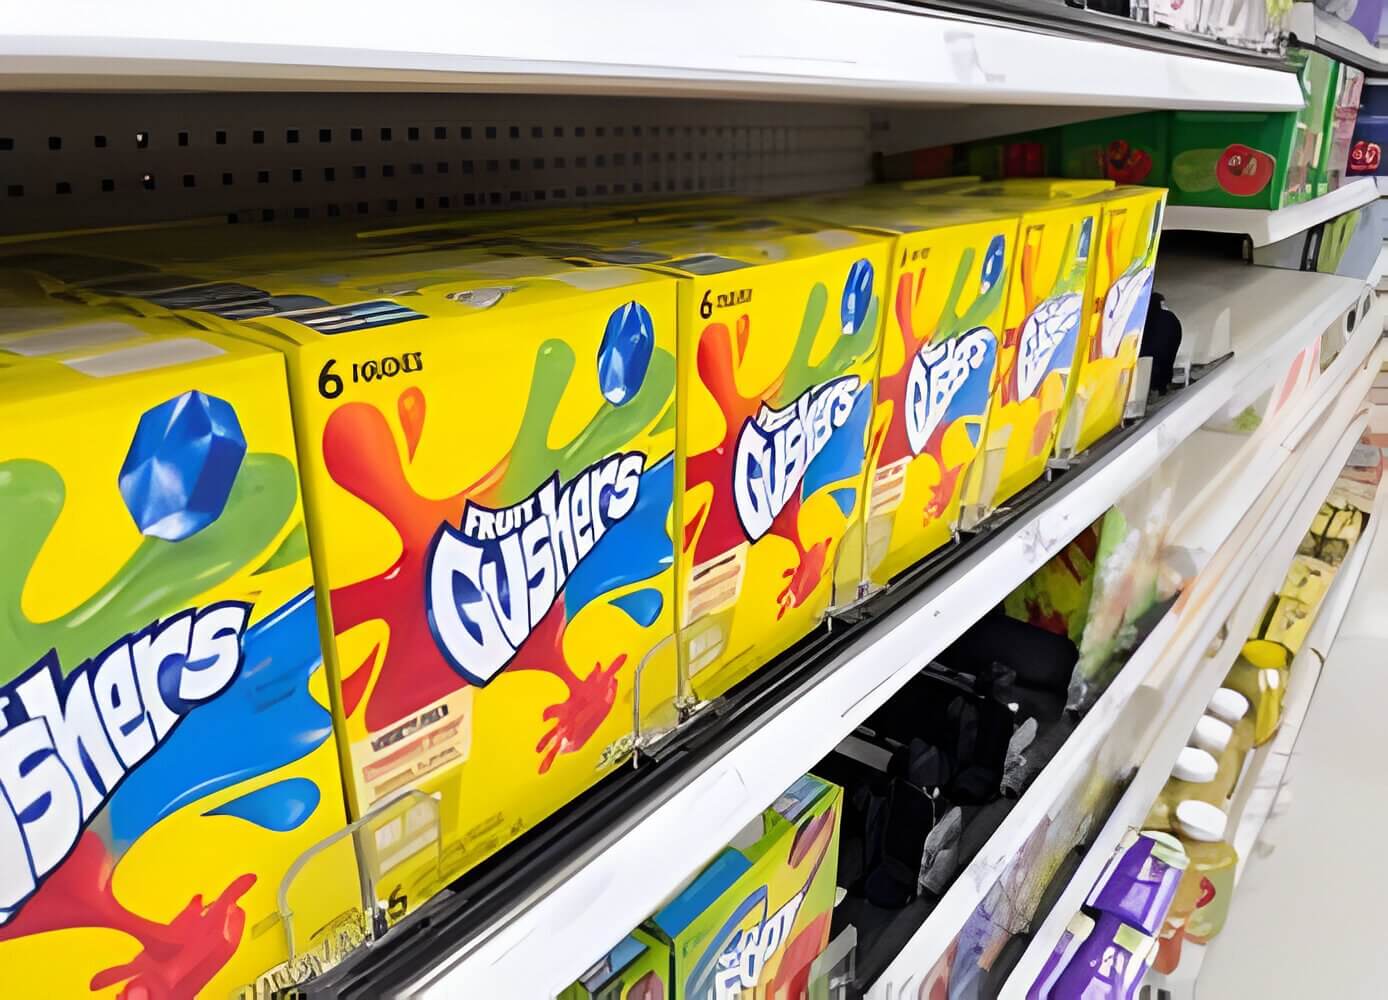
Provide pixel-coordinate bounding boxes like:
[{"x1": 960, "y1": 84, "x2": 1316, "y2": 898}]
[
  {"x1": 649, "y1": 774, "x2": 842, "y2": 1000},
  {"x1": 565, "y1": 775, "x2": 843, "y2": 1000}
]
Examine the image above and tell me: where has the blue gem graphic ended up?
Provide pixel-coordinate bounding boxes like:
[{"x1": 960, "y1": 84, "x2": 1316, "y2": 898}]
[
  {"x1": 981, "y1": 235, "x2": 1006, "y2": 293},
  {"x1": 841, "y1": 258, "x2": 874, "y2": 335},
  {"x1": 598, "y1": 300, "x2": 655, "y2": 406},
  {"x1": 119, "y1": 390, "x2": 248, "y2": 541},
  {"x1": 1077, "y1": 217, "x2": 1094, "y2": 260}
]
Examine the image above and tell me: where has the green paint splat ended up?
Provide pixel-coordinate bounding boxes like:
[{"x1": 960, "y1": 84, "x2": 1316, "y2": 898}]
[
  {"x1": 0, "y1": 453, "x2": 299, "y2": 683},
  {"x1": 255, "y1": 522, "x2": 310, "y2": 574},
  {"x1": 498, "y1": 341, "x2": 675, "y2": 505},
  {"x1": 780, "y1": 283, "x2": 878, "y2": 405}
]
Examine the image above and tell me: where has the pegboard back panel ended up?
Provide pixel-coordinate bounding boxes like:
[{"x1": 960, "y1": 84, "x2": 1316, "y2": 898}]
[{"x1": 0, "y1": 92, "x2": 872, "y2": 236}]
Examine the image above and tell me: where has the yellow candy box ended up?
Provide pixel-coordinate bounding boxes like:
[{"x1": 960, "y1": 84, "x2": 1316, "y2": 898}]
[
  {"x1": 554, "y1": 215, "x2": 890, "y2": 703},
  {"x1": 781, "y1": 194, "x2": 1020, "y2": 587},
  {"x1": 911, "y1": 182, "x2": 1109, "y2": 519},
  {"x1": 1056, "y1": 186, "x2": 1167, "y2": 460},
  {"x1": 0, "y1": 286, "x2": 350, "y2": 998},
  {"x1": 193, "y1": 249, "x2": 678, "y2": 892}
]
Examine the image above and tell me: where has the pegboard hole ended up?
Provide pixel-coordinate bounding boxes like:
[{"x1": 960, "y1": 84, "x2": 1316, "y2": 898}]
[
  {"x1": 177, "y1": 131, "x2": 189, "y2": 147},
  {"x1": 291, "y1": 168, "x2": 303, "y2": 183},
  {"x1": 0, "y1": 137, "x2": 14, "y2": 151},
  {"x1": 351, "y1": 127, "x2": 364, "y2": 142},
  {"x1": 408, "y1": 127, "x2": 420, "y2": 141},
  {"x1": 101, "y1": 178, "x2": 115, "y2": 192},
  {"x1": 216, "y1": 130, "x2": 228, "y2": 145},
  {"x1": 48, "y1": 136, "x2": 62, "y2": 151},
  {"x1": 434, "y1": 126, "x2": 447, "y2": 140},
  {"x1": 182, "y1": 174, "x2": 196, "y2": 188},
  {"x1": 141, "y1": 174, "x2": 155, "y2": 190},
  {"x1": 252, "y1": 129, "x2": 265, "y2": 144},
  {"x1": 380, "y1": 127, "x2": 393, "y2": 141},
  {"x1": 222, "y1": 172, "x2": 234, "y2": 186},
  {"x1": 257, "y1": 170, "x2": 270, "y2": 184},
  {"x1": 55, "y1": 181, "x2": 72, "y2": 195},
  {"x1": 319, "y1": 128, "x2": 333, "y2": 143},
  {"x1": 6, "y1": 184, "x2": 22, "y2": 197},
  {"x1": 93, "y1": 134, "x2": 107, "y2": 149},
  {"x1": 286, "y1": 128, "x2": 300, "y2": 144}
]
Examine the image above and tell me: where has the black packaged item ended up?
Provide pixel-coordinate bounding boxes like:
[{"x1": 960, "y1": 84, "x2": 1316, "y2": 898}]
[
  {"x1": 865, "y1": 664, "x2": 1016, "y2": 805},
  {"x1": 1142, "y1": 291, "x2": 1182, "y2": 393},
  {"x1": 936, "y1": 609, "x2": 1077, "y2": 692}
]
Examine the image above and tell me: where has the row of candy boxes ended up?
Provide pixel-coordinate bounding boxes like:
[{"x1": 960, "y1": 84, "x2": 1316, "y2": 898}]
[{"x1": 0, "y1": 179, "x2": 1161, "y2": 998}]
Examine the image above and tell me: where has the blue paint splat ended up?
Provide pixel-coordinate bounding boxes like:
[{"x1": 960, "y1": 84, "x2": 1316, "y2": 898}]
[
  {"x1": 827, "y1": 488, "x2": 856, "y2": 517},
  {"x1": 106, "y1": 588, "x2": 333, "y2": 850},
  {"x1": 565, "y1": 454, "x2": 674, "y2": 619},
  {"x1": 841, "y1": 259, "x2": 875, "y2": 335},
  {"x1": 205, "y1": 777, "x2": 320, "y2": 832},
  {"x1": 610, "y1": 588, "x2": 664, "y2": 627},
  {"x1": 965, "y1": 422, "x2": 982, "y2": 446},
  {"x1": 802, "y1": 386, "x2": 871, "y2": 501}
]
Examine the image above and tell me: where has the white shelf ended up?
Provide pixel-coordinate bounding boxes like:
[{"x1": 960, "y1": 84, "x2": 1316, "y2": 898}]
[
  {"x1": 1289, "y1": 4, "x2": 1388, "y2": 73},
  {"x1": 999, "y1": 362, "x2": 1380, "y2": 998},
  {"x1": 0, "y1": 0, "x2": 1304, "y2": 107},
  {"x1": 1162, "y1": 178, "x2": 1379, "y2": 248}
]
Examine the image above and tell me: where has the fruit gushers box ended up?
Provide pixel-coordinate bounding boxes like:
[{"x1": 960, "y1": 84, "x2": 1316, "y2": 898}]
[
  {"x1": 17, "y1": 239, "x2": 683, "y2": 895},
  {"x1": 645, "y1": 774, "x2": 842, "y2": 1000},
  {"x1": 0, "y1": 282, "x2": 351, "y2": 997},
  {"x1": 781, "y1": 194, "x2": 1020, "y2": 588},
  {"x1": 558, "y1": 215, "x2": 889, "y2": 703},
  {"x1": 1057, "y1": 185, "x2": 1167, "y2": 459},
  {"x1": 909, "y1": 181, "x2": 1108, "y2": 520}
]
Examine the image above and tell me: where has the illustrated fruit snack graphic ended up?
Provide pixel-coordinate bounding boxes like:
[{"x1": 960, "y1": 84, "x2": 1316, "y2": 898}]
[
  {"x1": 780, "y1": 193, "x2": 1018, "y2": 587},
  {"x1": 908, "y1": 182, "x2": 1106, "y2": 519},
  {"x1": 21, "y1": 239, "x2": 683, "y2": 897},
  {"x1": 549, "y1": 214, "x2": 888, "y2": 703},
  {"x1": 1057, "y1": 186, "x2": 1166, "y2": 459},
  {"x1": 0, "y1": 291, "x2": 351, "y2": 998},
  {"x1": 646, "y1": 774, "x2": 842, "y2": 1000}
]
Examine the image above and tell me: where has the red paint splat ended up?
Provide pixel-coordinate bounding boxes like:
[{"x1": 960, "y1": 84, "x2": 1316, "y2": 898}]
[
  {"x1": 768, "y1": 913, "x2": 830, "y2": 1000},
  {"x1": 322, "y1": 391, "x2": 617, "y2": 763},
  {"x1": 399, "y1": 386, "x2": 426, "y2": 461},
  {"x1": 340, "y1": 643, "x2": 378, "y2": 717},
  {"x1": 1030, "y1": 408, "x2": 1057, "y2": 456},
  {"x1": 0, "y1": 832, "x2": 254, "y2": 999},
  {"x1": 513, "y1": 604, "x2": 623, "y2": 774}
]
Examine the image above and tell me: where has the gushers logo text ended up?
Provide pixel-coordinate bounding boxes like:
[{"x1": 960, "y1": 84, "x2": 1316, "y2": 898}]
[
  {"x1": 733, "y1": 376, "x2": 860, "y2": 542},
  {"x1": 905, "y1": 327, "x2": 995, "y2": 455},
  {"x1": 427, "y1": 453, "x2": 646, "y2": 686},
  {"x1": 0, "y1": 603, "x2": 250, "y2": 923},
  {"x1": 714, "y1": 890, "x2": 806, "y2": 999}
]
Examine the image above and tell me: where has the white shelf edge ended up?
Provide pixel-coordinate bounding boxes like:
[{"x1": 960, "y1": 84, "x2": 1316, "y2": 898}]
[
  {"x1": 1289, "y1": 5, "x2": 1388, "y2": 73},
  {"x1": 400, "y1": 339, "x2": 1236, "y2": 1000},
  {"x1": 0, "y1": 1, "x2": 1304, "y2": 107},
  {"x1": 1163, "y1": 178, "x2": 1379, "y2": 249},
  {"x1": 999, "y1": 376, "x2": 1376, "y2": 998}
]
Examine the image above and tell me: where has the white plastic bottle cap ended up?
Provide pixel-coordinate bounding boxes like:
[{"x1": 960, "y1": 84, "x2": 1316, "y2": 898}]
[
  {"x1": 1175, "y1": 799, "x2": 1229, "y2": 842},
  {"x1": 1171, "y1": 746, "x2": 1218, "y2": 783},
  {"x1": 1207, "y1": 688, "x2": 1250, "y2": 725},
  {"x1": 1191, "y1": 715, "x2": 1233, "y2": 755}
]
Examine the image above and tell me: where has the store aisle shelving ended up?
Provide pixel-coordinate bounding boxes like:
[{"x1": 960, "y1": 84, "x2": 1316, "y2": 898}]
[{"x1": 1196, "y1": 478, "x2": 1388, "y2": 999}]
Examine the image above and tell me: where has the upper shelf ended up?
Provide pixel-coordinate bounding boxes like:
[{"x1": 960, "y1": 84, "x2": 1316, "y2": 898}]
[
  {"x1": 1289, "y1": 4, "x2": 1388, "y2": 73},
  {"x1": 0, "y1": 0, "x2": 1304, "y2": 106},
  {"x1": 1163, "y1": 177, "x2": 1381, "y2": 248}
]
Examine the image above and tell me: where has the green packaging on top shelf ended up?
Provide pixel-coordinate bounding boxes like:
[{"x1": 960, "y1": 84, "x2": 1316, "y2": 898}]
[{"x1": 1060, "y1": 111, "x2": 1170, "y2": 187}]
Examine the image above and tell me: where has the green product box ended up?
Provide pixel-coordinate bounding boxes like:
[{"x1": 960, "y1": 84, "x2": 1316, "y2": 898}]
[
  {"x1": 1167, "y1": 49, "x2": 1341, "y2": 209},
  {"x1": 562, "y1": 928, "x2": 672, "y2": 1000},
  {"x1": 962, "y1": 128, "x2": 1062, "y2": 180},
  {"x1": 1059, "y1": 111, "x2": 1170, "y2": 187},
  {"x1": 646, "y1": 775, "x2": 843, "y2": 1000}
]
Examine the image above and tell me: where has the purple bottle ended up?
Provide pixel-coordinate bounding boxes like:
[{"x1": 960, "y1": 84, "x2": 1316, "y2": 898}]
[
  {"x1": 1084, "y1": 830, "x2": 1187, "y2": 935},
  {"x1": 1048, "y1": 912, "x2": 1154, "y2": 1000}
]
